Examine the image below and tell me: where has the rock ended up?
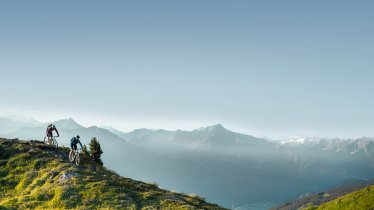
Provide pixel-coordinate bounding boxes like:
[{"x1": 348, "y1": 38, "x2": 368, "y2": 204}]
[
  {"x1": 163, "y1": 194, "x2": 183, "y2": 201},
  {"x1": 27, "y1": 147, "x2": 42, "y2": 154},
  {"x1": 49, "y1": 171, "x2": 59, "y2": 180},
  {"x1": 59, "y1": 171, "x2": 78, "y2": 183}
]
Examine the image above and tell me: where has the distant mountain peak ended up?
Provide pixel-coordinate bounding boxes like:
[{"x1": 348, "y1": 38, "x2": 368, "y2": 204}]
[
  {"x1": 53, "y1": 118, "x2": 83, "y2": 130},
  {"x1": 201, "y1": 124, "x2": 229, "y2": 135},
  {"x1": 201, "y1": 123, "x2": 226, "y2": 131},
  {"x1": 213, "y1": 123, "x2": 225, "y2": 129}
]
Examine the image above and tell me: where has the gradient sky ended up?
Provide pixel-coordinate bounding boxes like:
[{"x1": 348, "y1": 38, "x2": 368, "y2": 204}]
[{"x1": 1, "y1": 1, "x2": 374, "y2": 138}]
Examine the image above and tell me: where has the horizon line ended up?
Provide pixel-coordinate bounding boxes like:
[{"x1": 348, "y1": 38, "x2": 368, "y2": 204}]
[{"x1": 0, "y1": 114, "x2": 372, "y2": 140}]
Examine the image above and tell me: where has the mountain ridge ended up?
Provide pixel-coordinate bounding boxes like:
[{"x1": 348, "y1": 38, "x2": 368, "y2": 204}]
[
  {"x1": 272, "y1": 178, "x2": 374, "y2": 210},
  {"x1": 0, "y1": 138, "x2": 226, "y2": 209},
  {"x1": 117, "y1": 123, "x2": 273, "y2": 151},
  {"x1": 53, "y1": 118, "x2": 84, "y2": 130},
  {"x1": 307, "y1": 185, "x2": 374, "y2": 209}
]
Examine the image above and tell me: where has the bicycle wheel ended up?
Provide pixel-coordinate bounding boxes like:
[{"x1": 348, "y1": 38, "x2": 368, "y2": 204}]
[
  {"x1": 69, "y1": 150, "x2": 75, "y2": 162},
  {"x1": 75, "y1": 152, "x2": 80, "y2": 166},
  {"x1": 52, "y1": 137, "x2": 58, "y2": 148},
  {"x1": 43, "y1": 136, "x2": 49, "y2": 144}
]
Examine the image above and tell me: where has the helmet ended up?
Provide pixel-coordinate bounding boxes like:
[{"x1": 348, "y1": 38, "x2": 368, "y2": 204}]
[
  {"x1": 76, "y1": 135, "x2": 80, "y2": 139},
  {"x1": 52, "y1": 124, "x2": 56, "y2": 129}
]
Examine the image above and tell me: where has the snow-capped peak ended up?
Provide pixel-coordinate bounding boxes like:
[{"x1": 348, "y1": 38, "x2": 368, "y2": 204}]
[{"x1": 280, "y1": 138, "x2": 306, "y2": 145}]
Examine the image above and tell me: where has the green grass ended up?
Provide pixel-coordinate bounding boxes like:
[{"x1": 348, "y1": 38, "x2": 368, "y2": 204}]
[
  {"x1": 305, "y1": 185, "x2": 374, "y2": 210},
  {"x1": 0, "y1": 138, "x2": 226, "y2": 210}
]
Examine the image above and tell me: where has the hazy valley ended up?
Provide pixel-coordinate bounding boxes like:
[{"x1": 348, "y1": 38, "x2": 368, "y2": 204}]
[{"x1": 1, "y1": 116, "x2": 374, "y2": 209}]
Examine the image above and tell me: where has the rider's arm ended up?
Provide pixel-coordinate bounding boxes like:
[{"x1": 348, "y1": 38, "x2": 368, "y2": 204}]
[
  {"x1": 79, "y1": 141, "x2": 83, "y2": 148},
  {"x1": 55, "y1": 129, "x2": 60, "y2": 137}
]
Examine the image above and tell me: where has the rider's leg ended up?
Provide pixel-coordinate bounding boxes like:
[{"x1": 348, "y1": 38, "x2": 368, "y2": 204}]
[
  {"x1": 73, "y1": 144, "x2": 78, "y2": 152},
  {"x1": 70, "y1": 143, "x2": 74, "y2": 153},
  {"x1": 47, "y1": 134, "x2": 52, "y2": 144}
]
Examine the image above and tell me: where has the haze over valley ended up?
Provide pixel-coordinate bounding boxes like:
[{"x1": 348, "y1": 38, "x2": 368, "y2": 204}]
[{"x1": 2, "y1": 116, "x2": 373, "y2": 209}]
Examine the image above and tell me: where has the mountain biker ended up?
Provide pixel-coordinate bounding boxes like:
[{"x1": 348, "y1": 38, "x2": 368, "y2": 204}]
[
  {"x1": 70, "y1": 135, "x2": 83, "y2": 152},
  {"x1": 46, "y1": 124, "x2": 59, "y2": 143}
]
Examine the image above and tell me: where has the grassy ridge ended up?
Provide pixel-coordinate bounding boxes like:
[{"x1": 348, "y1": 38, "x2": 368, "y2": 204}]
[
  {"x1": 272, "y1": 179, "x2": 374, "y2": 210},
  {"x1": 306, "y1": 185, "x2": 374, "y2": 210},
  {"x1": 0, "y1": 138, "x2": 225, "y2": 210}
]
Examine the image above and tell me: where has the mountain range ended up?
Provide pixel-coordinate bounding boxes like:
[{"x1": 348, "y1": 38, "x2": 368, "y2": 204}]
[{"x1": 1, "y1": 116, "x2": 373, "y2": 209}]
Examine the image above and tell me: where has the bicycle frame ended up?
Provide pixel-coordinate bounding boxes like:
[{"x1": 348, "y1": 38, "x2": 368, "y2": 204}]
[
  {"x1": 44, "y1": 136, "x2": 59, "y2": 148},
  {"x1": 69, "y1": 149, "x2": 80, "y2": 166}
]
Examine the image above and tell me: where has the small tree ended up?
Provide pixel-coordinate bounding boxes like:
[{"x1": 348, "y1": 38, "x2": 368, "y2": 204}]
[
  {"x1": 89, "y1": 137, "x2": 103, "y2": 166},
  {"x1": 82, "y1": 144, "x2": 89, "y2": 156}
]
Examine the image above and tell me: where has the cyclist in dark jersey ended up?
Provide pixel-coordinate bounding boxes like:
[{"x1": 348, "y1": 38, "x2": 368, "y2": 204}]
[{"x1": 70, "y1": 135, "x2": 83, "y2": 151}]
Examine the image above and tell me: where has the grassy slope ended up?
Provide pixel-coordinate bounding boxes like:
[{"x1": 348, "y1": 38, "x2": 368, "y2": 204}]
[
  {"x1": 306, "y1": 185, "x2": 374, "y2": 210},
  {"x1": 0, "y1": 138, "x2": 225, "y2": 210},
  {"x1": 272, "y1": 179, "x2": 374, "y2": 210}
]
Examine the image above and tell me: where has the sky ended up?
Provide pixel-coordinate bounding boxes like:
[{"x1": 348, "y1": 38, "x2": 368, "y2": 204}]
[{"x1": 1, "y1": 1, "x2": 374, "y2": 139}]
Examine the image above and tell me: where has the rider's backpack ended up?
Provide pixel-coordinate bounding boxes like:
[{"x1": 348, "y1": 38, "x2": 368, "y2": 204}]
[{"x1": 71, "y1": 137, "x2": 76, "y2": 144}]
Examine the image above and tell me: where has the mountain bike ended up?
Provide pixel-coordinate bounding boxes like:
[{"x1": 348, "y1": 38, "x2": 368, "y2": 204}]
[
  {"x1": 44, "y1": 135, "x2": 58, "y2": 149},
  {"x1": 69, "y1": 148, "x2": 80, "y2": 166}
]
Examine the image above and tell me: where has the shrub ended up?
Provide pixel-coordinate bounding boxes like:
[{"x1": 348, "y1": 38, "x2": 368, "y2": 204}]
[{"x1": 89, "y1": 138, "x2": 103, "y2": 166}]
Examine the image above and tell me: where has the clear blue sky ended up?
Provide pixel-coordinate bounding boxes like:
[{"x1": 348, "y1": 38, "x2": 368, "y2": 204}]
[{"x1": 1, "y1": 1, "x2": 374, "y2": 138}]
